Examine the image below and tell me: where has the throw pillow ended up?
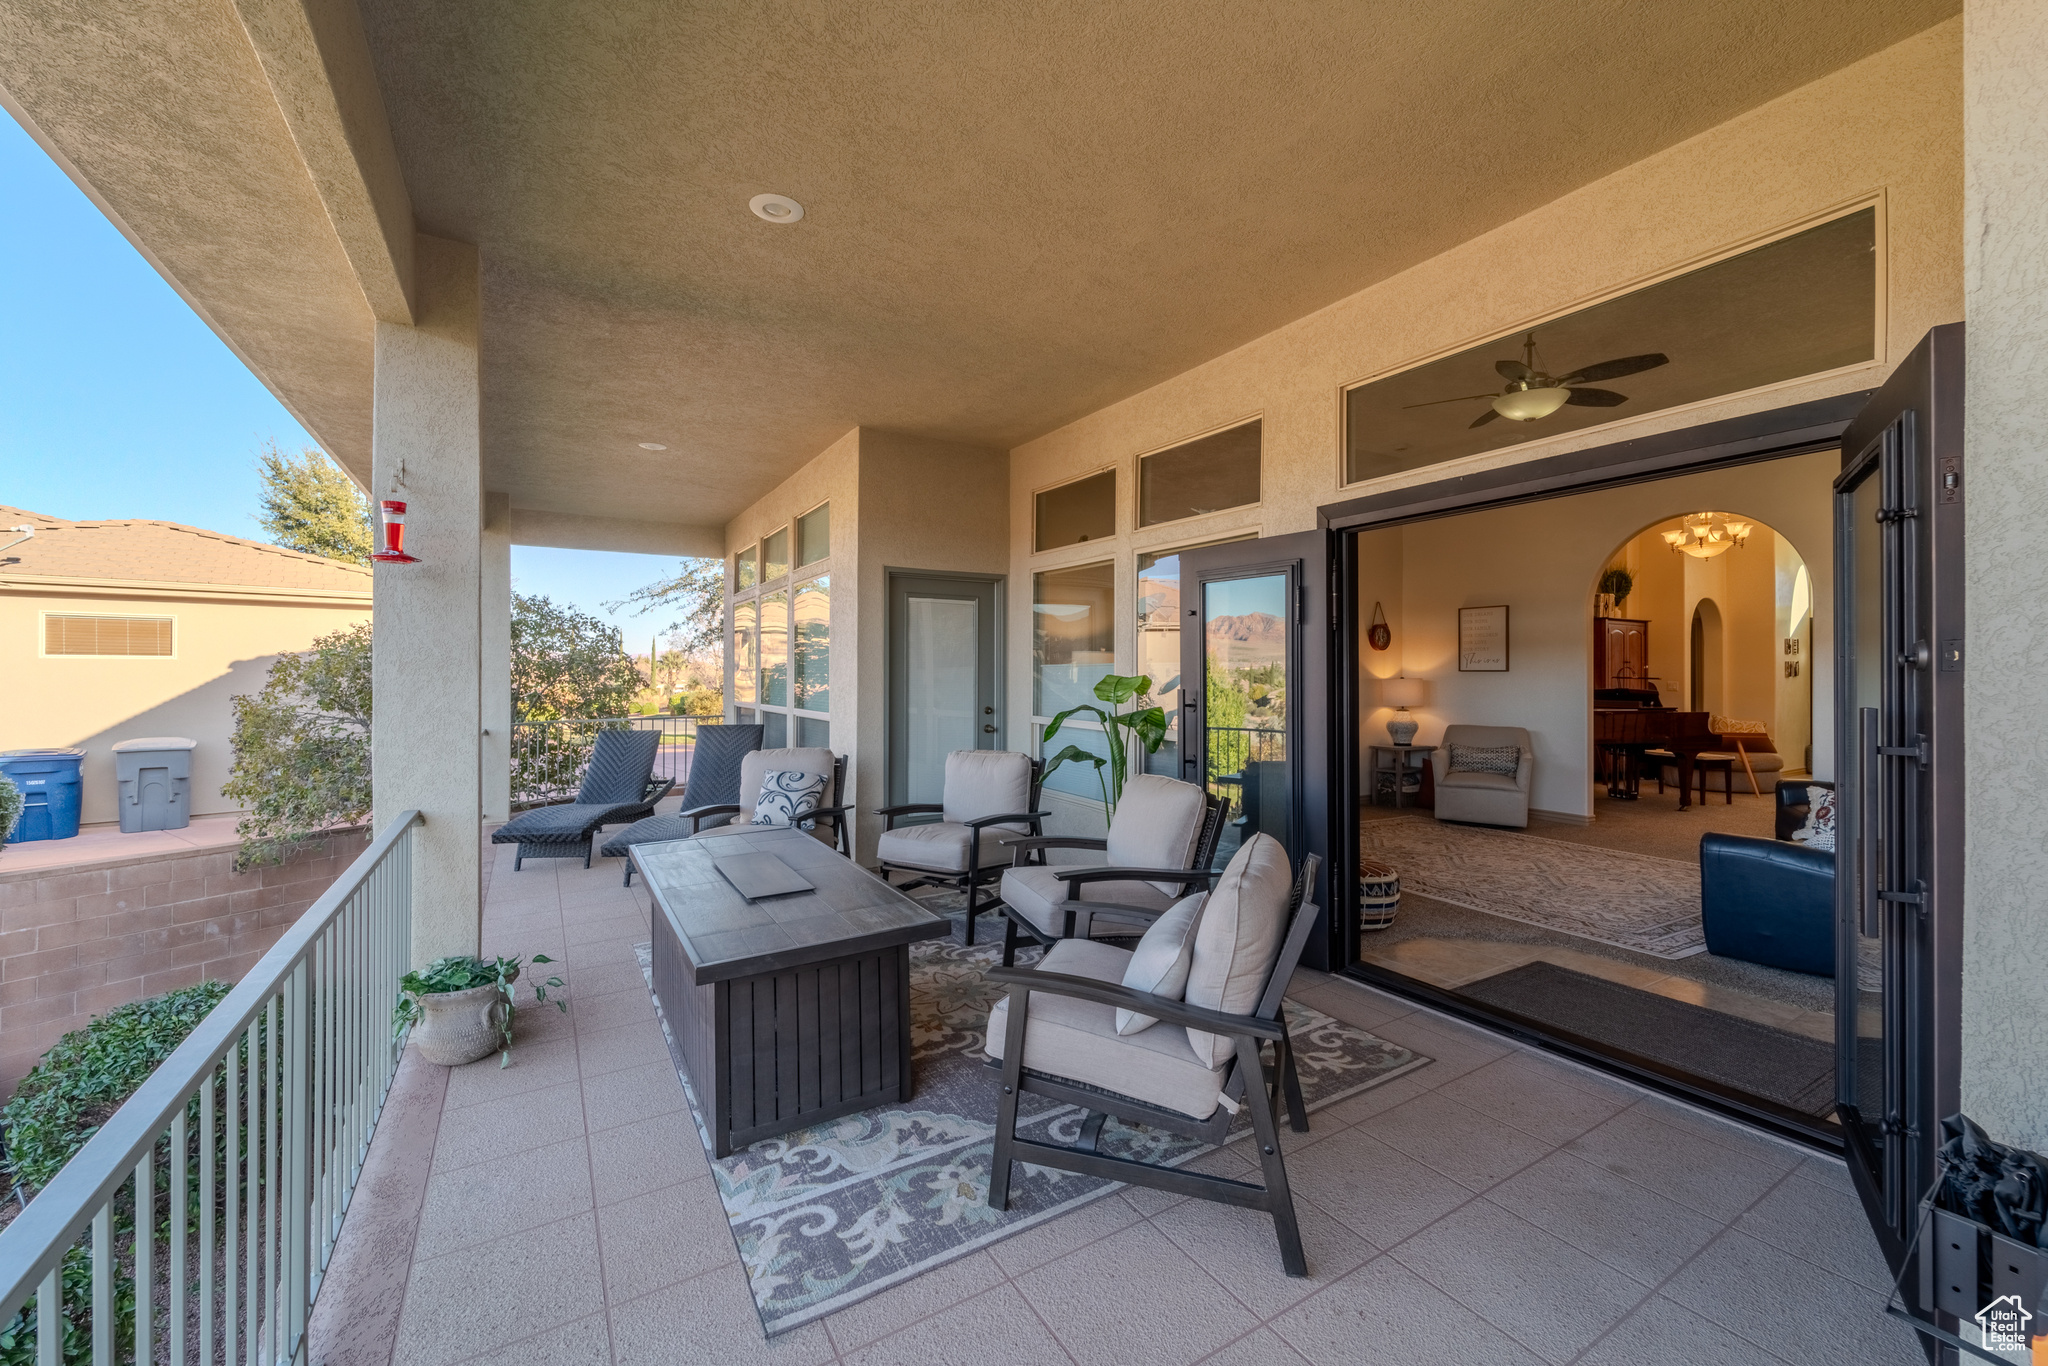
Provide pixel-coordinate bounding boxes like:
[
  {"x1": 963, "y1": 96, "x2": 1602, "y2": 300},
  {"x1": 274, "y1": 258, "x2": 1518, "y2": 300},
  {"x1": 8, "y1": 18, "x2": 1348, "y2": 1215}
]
[
  {"x1": 1115, "y1": 894, "x2": 1207, "y2": 1036},
  {"x1": 1182, "y1": 833, "x2": 1294, "y2": 1068},
  {"x1": 1794, "y1": 787, "x2": 1837, "y2": 852},
  {"x1": 1448, "y1": 744, "x2": 1520, "y2": 776},
  {"x1": 751, "y1": 770, "x2": 828, "y2": 830}
]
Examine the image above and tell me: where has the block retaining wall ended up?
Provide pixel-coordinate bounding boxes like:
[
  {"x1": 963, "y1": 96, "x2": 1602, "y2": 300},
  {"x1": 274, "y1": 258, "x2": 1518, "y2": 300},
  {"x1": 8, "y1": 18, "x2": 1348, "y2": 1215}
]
[{"x1": 0, "y1": 832, "x2": 362, "y2": 1099}]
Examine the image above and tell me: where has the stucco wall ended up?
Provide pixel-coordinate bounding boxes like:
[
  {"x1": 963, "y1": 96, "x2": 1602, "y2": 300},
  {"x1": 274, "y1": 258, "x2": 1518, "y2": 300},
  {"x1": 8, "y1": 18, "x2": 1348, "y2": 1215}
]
[
  {"x1": 1004, "y1": 21, "x2": 1961, "y2": 747},
  {"x1": 0, "y1": 590, "x2": 371, "y2": 825},
  {"x1": 1960, "y1": 0, "x2": 2048, "y2": 1152}
]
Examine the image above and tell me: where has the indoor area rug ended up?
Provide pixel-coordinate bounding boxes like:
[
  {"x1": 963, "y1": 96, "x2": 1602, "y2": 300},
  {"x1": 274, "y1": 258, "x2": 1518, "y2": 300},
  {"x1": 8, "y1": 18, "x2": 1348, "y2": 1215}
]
[
  {"x1": 1358, "y1": 815, "x2": 1707, "y2": 959},
  {"x1": 632, "y1": 929, "x2": 1429, "y2": 1336},
  {"x1": 1461, "y1": 960, "x2": 1836, "y2": 1116}
]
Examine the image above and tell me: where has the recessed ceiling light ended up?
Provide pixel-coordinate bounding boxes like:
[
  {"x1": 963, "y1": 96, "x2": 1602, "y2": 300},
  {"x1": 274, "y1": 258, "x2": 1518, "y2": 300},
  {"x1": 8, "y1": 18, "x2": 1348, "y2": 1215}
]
[
  {"x1": 638, "y1": 442, "x2": 667, "y2": 451},
  {"x1": 749, "y1": 193, "x2": 804, "y2": 224}
]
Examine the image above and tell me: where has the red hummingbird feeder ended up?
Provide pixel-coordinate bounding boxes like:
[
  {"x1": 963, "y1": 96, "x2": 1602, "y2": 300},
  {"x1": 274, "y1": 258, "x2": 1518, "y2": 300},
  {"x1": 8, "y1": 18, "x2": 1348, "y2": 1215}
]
[{"x1": 371, "y1": 499, "x2": 420, "y2": 564}]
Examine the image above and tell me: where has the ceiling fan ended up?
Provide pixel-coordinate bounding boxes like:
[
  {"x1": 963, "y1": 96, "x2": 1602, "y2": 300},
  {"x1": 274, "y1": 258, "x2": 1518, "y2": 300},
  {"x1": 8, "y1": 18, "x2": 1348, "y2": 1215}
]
[{"x1": 1404, "y1": 332, "x2": 1669, "y2": 428}]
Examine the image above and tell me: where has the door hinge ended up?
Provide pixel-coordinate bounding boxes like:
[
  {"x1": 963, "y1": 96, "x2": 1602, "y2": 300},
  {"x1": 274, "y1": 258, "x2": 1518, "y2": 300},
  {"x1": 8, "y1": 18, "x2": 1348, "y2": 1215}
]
[{"x1": 1875, "y1": 506, "x2": 1919, "y2": 524}]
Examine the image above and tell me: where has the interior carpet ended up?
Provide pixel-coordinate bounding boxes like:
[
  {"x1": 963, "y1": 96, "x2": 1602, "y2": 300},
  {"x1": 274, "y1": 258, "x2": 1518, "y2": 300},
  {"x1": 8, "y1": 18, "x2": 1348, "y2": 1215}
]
[{"x1": 1458, "y1": 960, "x2": 1836, "y2": 1118}]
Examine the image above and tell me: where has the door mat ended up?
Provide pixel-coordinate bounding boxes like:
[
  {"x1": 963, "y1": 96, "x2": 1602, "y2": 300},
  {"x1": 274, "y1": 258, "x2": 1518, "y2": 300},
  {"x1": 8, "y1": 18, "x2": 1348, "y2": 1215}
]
[
  {"x1": 1359, "y1": 815, "x2": 1708, "y2": 959},
  {"x1": 1461, "y1": 960, "x2": 1836, "y2": 1117},
  {"x1": 633, "y1": 929, "x2": 1430, "y2": 1336}
]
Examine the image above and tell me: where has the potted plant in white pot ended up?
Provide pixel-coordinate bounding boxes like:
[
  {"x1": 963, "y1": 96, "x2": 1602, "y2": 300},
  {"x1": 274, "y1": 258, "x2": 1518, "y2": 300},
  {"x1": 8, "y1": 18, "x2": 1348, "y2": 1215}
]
[{"x1": 393, "y1": 953, "x2": 564, "y2": 1067}]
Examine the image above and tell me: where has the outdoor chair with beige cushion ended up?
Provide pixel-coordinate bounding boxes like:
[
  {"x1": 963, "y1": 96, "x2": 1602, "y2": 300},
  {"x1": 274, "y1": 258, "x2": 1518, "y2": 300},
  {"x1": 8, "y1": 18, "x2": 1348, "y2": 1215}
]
[
  {"x1": 995, "y1": 773, "x2": 1227, "y2": 967},
  {"x1": 983, "y1": 833, "x2": 1321, "y2": 1275},
  {"x1": 1429, "y1": 724, "x2": 1534, "y2": 828},
  {"x1": 874, "y1": 751, "x2": 1050, "y2": 945},
  {"x1": 682, "y1": 746, "x2": 855, "y2": 856}
]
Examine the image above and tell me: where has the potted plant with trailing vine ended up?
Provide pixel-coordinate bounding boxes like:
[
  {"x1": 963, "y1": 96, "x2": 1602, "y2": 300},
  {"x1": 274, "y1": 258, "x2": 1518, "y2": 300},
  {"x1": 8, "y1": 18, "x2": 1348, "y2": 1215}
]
[
  {"x1": 394, "y1": 953, "x2": 565, "y2": 1067},
  {"x1": 1041, "y1": 673, "x2": 1169, "y2": 817}
]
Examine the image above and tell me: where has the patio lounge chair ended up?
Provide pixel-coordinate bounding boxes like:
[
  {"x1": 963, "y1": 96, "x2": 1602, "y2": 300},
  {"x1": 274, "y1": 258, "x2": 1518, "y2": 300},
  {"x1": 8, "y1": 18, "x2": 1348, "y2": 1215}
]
[
  {"x1": 682, "y1": 746, "x2": 856, "y2": 856},
  {"x1": 492, "y1": 728, "x2": 673, "y2": 870},
  {"x1": 984, "y1": 835, "x2": 1321, "y2": 1275},
  {"x1": 995, "y1": 774, "x2": 1227, "y2": 967},
  {"x1": 874, "y1": 750, "x2": 1049, "y2": 945},
  {"x1": 599, "y1": 723, "x2": 763, "y2": 885}
]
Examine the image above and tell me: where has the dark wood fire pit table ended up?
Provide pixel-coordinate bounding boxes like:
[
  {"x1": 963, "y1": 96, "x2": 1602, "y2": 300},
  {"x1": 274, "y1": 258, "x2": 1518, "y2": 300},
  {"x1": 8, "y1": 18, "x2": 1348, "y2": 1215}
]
[{"x1": 633, "y1": 825, "x2": 950, "y2": 1157}]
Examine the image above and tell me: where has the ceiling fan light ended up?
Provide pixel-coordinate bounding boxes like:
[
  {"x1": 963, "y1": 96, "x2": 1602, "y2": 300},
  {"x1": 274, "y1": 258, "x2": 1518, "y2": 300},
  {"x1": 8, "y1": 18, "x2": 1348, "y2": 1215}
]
[{"x1": 1492, "y1": 386, "x2": 1572, "y2": 422}]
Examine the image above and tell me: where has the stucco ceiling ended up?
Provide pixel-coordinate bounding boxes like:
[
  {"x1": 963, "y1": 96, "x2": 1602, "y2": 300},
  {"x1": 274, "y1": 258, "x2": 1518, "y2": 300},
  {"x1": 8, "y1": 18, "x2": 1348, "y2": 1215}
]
[{"x1": 3, "y1": 0, "x2": 1959, "y2": 535}]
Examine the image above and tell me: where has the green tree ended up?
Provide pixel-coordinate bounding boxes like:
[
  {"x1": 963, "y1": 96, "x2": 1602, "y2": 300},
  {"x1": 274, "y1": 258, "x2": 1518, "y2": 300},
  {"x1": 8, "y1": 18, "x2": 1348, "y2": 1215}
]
[
  {"x1": 254, "y1": 442, "x2": 372, "y2": 564},
  {"x1": 221, "y1": 621, "x2": 372, "y2": 867},
  {"x1": 511, "y1": 593, "x2": 643, "y2": 721},
  {"x1": 607, "y1": 558, "x2": 725, "y2": 655}
]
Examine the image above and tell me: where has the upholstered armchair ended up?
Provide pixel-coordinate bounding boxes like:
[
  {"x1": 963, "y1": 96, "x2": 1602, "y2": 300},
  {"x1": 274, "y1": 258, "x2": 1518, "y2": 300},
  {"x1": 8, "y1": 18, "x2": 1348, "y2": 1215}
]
[
  {"x1": 995, "y1": 774, "x2": 1227, "y2": 967},
  {"x1": 1429, "y1": 724, "x2": 1534, "y2": 828},
  {"x1": 874, "y1": 751, "x2": 1050, "y2": 944},
  {"x1": 984, "y1": 835, "x2": 1322, "y2": 1275},
  {"x1": 681, "y1": 747, "x2": 855, "y2": 856}
]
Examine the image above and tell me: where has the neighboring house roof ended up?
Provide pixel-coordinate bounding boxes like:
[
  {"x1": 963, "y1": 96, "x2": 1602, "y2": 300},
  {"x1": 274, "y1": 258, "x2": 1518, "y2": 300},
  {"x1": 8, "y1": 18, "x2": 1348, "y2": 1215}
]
[{"x1": 0, "y1": 506, "x2": 372, "y2": 598}]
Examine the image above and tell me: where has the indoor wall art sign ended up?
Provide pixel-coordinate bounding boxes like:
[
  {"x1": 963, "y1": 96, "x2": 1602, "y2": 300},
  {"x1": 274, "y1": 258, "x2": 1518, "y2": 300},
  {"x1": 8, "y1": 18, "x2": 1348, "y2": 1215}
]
[
  {"x1": 1458, "y1": 605, "x2": 1510, "y2": 672},
  {"x1": 1368, "y1": 602, "x2": 1392, "y2": 651}
]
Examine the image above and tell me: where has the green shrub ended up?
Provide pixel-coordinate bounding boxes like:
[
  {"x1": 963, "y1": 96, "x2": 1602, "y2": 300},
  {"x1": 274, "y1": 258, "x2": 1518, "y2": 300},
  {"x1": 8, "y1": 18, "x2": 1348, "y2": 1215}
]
[
  {"x1": 0, "y1": 981, "x2": 227, "y2": 1365},
  {"x1": 3, "y1": 981, "x2": 231, "y2": 1194},
  {"x1": 0, "y1": 774, "x2": 21, "y2": 844}
]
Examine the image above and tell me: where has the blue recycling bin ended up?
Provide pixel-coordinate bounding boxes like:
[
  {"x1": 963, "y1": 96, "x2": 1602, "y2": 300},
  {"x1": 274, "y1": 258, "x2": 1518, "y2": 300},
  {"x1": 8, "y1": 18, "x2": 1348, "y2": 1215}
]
[{"x1": 0, "y1": 748, "x2": 86, "y2": 843}]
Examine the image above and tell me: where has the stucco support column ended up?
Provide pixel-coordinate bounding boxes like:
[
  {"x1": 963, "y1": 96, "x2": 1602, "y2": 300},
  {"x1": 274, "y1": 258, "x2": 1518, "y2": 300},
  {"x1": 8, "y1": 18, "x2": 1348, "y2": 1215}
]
[
  {"x1": 1961, "y1": 0, "x2": 2048, "y2": 1150},
  {"x1": 482, "y1": 492, "x2": 512, "y2": 825},
  {"x1": 371, "y1": 235, "x2": 483, "y2": 966}
]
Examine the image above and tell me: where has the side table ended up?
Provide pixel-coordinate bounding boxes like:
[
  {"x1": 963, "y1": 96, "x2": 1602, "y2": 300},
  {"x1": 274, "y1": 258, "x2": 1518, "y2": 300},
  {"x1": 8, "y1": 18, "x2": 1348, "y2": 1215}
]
[{"x1": 1367, "y1": 745, "x2": 1435, "y2": 808}]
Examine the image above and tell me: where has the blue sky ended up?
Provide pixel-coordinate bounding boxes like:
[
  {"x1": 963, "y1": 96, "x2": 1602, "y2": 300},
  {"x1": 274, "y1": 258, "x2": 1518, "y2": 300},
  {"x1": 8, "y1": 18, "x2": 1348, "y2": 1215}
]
[{"x1": 0, "y1": 110, "x2": 675, "y2": 637}]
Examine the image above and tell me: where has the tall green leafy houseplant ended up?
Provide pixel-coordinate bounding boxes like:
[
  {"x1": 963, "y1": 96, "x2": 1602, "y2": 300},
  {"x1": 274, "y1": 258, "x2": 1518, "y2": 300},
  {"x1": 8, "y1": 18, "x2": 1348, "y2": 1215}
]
[{"x1": 1041, "y1": 674, "x2": 1169, "y2": 818}]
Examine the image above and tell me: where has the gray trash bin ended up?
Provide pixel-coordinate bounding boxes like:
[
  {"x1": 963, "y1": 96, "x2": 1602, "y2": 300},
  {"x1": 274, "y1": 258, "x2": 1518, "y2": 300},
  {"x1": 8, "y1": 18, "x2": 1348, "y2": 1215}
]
[{"x1": 112, "y1": 737, "x2": 197, "y2": 832}]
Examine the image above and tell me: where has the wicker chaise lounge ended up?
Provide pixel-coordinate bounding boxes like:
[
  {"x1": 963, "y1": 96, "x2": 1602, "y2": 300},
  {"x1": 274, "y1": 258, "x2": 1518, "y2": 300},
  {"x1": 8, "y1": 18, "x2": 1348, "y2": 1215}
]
[{"x1": 492, "y1": 728, "x2": 673, "y2": 870}]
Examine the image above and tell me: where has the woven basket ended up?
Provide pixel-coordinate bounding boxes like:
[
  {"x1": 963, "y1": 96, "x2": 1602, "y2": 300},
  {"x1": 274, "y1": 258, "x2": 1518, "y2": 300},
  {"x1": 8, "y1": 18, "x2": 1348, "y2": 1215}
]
[{"x1": 1358, "y1": 858, "x2": 1400, "y2": 932}]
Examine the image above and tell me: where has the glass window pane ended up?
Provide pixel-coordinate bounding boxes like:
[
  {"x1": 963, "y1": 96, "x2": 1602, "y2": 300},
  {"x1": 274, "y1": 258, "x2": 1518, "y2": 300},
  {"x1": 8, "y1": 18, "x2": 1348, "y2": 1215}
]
[
  {"x1": 906, "y1": 594, "x2": 981, "y2": 804},
  {"x1": 798, "y1": 503, "x2": 830, "y2": 565},
  {"x1": 1203, "y1": 572, "x2": 1290, "y2": 866},
  {"x1": 1035, "y1": 471, "x2": 1116, "y2": 552},
  {"x1": 737, "y1": 706, "x2": 756, "y2": 725},
  {"x1": 762, "y1": 710, "x2": 787, "y2": 748},
  {"x1": 1034, "y1": 561, "x2": 1115, "y2": 716},
  {"x1": 1136, "y1": 537, "x2": 1255, "y2": 775},
  {"x1": 1042, "y1": 723, "x2": 1111, "y2": 798},
  {"x1": 1140, "y1": 420, "x2": 1260, "y2": 526},
  {"x1": 763, "y1": 528, "x2": 790, "y2": 583},
  {"x1": 798, "y1": 716, "x2": 831, "y2": 748},
  {"x1": 731, "y1": 600, "x2": 757, "y2": 703},
  {"x1": 794, "y1": 575, "x2": 830, "y2": 711},
  {"x1": 736, "y1": 546, "x2": 757, "y2": 591},
  {"x1": 760, "y1": 590, "x2": 789, "y2": 706},
  {"x1": 1345, "y1": 207, "x2": 1876, "y2": 484}
]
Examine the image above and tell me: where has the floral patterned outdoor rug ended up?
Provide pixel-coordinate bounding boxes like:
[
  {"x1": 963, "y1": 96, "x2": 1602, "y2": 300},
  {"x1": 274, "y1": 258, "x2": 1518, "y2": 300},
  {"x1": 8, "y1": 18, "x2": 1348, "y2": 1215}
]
[{"x1": 632, "y1": 915, "x2": 1429, "y2": 1337}]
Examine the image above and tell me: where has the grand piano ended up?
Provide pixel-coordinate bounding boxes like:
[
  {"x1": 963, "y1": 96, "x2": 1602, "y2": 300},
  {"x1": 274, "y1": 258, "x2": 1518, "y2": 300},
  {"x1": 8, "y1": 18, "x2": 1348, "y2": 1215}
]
[{"x1": 1594, "y1": 694, "x2": 1717, "y2": 810}]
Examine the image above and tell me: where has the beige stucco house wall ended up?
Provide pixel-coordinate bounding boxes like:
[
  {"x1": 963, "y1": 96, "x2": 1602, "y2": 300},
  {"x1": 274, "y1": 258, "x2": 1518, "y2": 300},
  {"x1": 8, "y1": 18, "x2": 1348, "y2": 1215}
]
[{"x1": 0, "y1": 506, "x2": 372, "y2": 828}]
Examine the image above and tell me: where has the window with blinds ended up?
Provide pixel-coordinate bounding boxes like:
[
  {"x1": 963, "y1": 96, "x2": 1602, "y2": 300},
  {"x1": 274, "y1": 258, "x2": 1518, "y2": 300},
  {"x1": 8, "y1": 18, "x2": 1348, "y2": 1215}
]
[{"x1": 43, "y1": 614, "x2": 175, "y2": 656}]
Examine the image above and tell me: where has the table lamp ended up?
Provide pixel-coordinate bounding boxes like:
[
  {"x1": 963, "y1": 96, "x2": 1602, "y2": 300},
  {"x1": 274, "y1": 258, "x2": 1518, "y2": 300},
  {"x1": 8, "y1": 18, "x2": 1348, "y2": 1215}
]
[{"x1": 1381, "y1": 676, "x2": 1427, "y2": 745}]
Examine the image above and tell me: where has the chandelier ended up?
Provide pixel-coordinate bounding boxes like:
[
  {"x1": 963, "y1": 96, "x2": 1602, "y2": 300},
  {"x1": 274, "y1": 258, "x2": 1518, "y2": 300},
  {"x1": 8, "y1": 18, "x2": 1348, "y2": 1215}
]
[{"x1": 1662, "y1": 512, "x2": 1753, "y2": 559}]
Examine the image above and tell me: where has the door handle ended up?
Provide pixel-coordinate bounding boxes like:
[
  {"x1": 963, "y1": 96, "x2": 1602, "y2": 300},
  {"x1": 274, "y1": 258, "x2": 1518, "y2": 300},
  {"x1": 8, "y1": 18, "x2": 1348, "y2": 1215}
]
[
  {"x1": 1859, "y1": 707, "x2": 1880, "y2": 939},
  {"x1": 981, "y1": 724, "x2": 996, "y2": 734}
]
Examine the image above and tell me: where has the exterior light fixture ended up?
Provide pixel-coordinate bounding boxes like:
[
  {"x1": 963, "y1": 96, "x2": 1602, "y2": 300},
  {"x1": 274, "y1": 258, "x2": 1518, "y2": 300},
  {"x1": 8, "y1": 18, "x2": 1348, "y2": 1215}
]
[
  {"x1": 1662, "y1": 512, "x2": 1753, "y2": 559},
  {"x1": 638, "y1": 442, "x2": 668, "y2": 451},
  {"x1": 749, "y1": 193, "x2": 805, "y2": 223},
  {"x1": 1492, "y1": 384, "x2": 1572, "y2": 422},
  {"x1": 371, "y1": 500, "x2": 419, "y2": 564}
]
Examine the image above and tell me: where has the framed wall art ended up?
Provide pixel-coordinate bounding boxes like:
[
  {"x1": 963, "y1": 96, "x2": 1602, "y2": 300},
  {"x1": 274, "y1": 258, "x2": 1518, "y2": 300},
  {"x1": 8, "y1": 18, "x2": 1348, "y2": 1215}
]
[{"x1": 1458, "y1": 605, "x2": 1509, "y2": 672}]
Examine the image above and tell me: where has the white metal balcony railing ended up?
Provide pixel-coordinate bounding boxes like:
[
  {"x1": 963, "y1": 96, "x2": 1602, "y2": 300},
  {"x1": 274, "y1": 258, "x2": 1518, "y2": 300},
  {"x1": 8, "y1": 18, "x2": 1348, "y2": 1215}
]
[{"x1": 0, "y1": 809, "x2": 422, "y2": 1366}]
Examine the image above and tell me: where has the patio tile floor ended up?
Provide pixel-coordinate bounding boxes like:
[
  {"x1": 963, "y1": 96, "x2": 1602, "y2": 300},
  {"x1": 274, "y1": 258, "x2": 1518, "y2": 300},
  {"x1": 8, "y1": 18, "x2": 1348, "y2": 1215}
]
[{"x1": 311, "y1": 821, "x2": 1927, "y2": 1366}]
